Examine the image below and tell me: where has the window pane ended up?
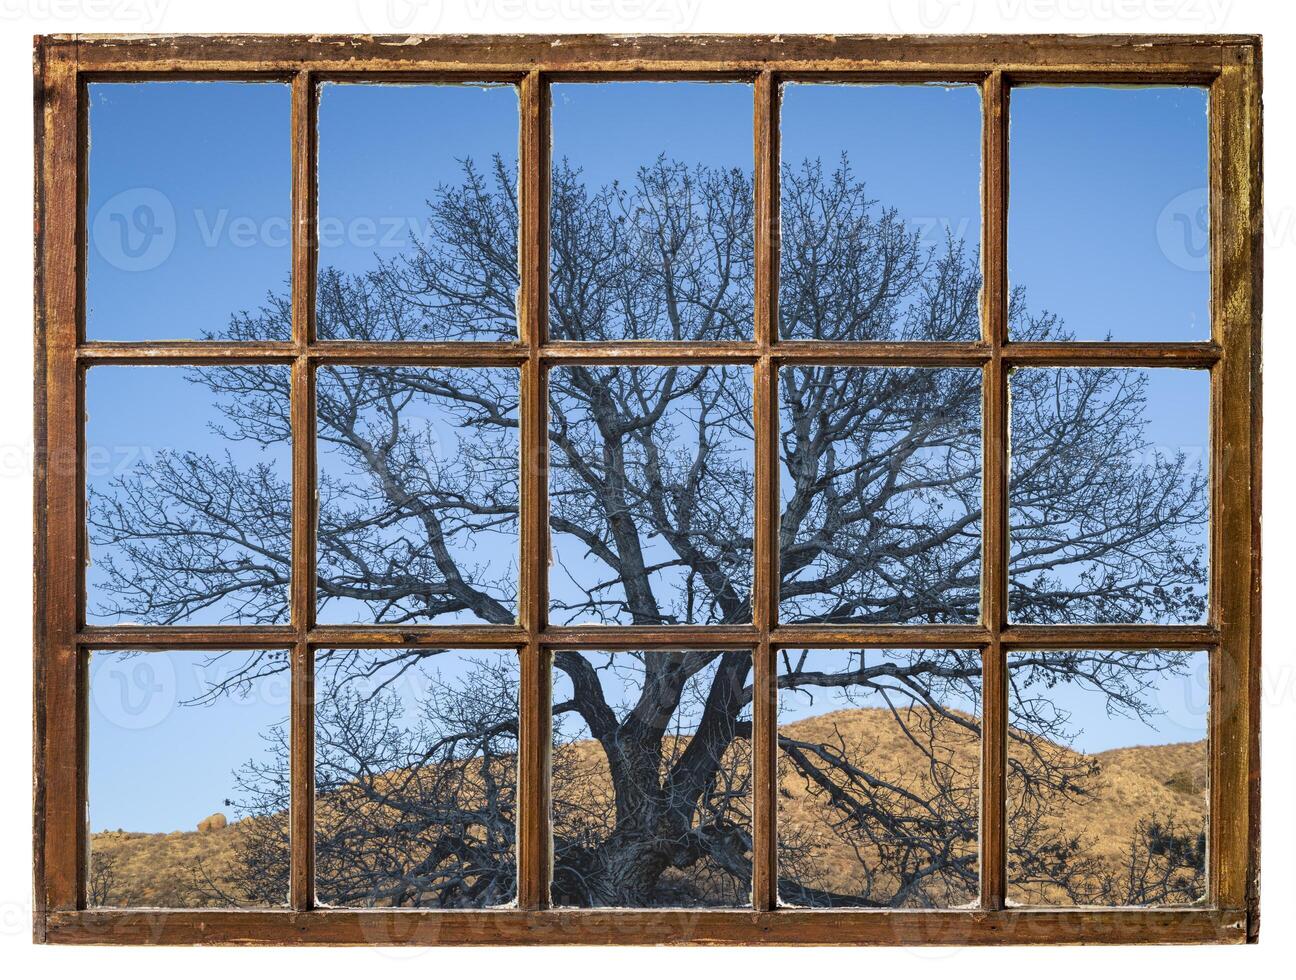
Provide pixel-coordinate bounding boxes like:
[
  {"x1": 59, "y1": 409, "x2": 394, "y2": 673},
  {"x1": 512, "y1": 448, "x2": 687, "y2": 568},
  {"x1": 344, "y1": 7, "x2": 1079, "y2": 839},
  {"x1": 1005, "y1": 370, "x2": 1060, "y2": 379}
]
[
  {"x1": 551, "y1": 651, "x2": 753, "y2": 908},
  {"x1": 549, "y1": 364, "x2": 754, "y2": 625},
  {"x1": 780, "y1": 83, "x2": 981, "y2": 341},
  {"x1": 779, "y1": 366, "x2": 982, "y2": 624},
  {"x1": 1009, "y1": 87, "x2": 1209, "y2": 341},
  {"x1": 777, "y1": 649, "x2": 981, "y2": 908},
  {"x1": 88, "y1": 650, "x2": 291, "y2": 908},
  {"x1": 1007, "y1": 650, "x2": 1208, "y2": 906},
  {"x1": 549, "y1": 82, "x2": 754, "y2": 340},
  {"x1": 86, "y1": 365, "x2": 292, "y2": 626},
  {"x1": 87, "y1": 82, "x2": 290, "y2": 341},
  {"x1": 314, "y1": 649, "x2": 518, "y2": 908},
  {"x1": 316, "y1": 366, "x2": 519, "y2": 625},
  {"x1": 317, "y1": 83, "x2": 520, "y2": 341},
  {"x1": 1009, "y1": 368, "x2": 1209, "y2": 624}
]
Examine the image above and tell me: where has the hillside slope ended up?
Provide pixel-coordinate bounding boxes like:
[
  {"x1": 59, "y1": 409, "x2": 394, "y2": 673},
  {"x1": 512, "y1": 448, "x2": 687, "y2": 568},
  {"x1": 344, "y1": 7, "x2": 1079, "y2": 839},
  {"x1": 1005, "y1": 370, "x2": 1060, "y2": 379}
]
[{"x1": 89, "y1": 707, "x2": 1206, "y2": 908}]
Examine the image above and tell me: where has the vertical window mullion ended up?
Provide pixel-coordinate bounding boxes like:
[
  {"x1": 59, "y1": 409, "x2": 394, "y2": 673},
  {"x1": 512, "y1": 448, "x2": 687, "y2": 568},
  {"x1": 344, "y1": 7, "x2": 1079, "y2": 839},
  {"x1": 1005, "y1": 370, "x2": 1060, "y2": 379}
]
[
  {"x1": 517, "y1": 69, "x2": 552, "y2": 912},
  {"x1": 751, "y1": 69, "x2": 780, "y2": 912},
  {"x1": 980, "y1": 69, "x2": 1010, "y2": 912},
  {"x1": 48, "y1": 56, "x2": 87, "y2": 912},
  {"x1": 1208, "y1": 49, "x2": 1261, "y2": 916},
  {"x1": 288, "y1": 68, "x2": 318, "y2": 911}
]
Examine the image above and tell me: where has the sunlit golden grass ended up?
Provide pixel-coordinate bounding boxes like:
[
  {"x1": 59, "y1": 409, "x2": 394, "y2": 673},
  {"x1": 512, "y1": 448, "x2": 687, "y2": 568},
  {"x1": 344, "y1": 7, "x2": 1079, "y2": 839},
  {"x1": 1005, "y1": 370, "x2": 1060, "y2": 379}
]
[
  {"x1": 89, "y1": 821, "x2": 265, "y2": 908},
  {"x1": 89, "y1": 707, "x2": 1207, "y2": 908}
]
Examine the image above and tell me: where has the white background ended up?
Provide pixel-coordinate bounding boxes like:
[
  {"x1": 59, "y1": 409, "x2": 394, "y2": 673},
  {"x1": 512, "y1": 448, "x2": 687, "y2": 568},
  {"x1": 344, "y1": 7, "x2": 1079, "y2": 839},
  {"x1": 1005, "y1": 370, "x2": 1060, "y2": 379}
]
[{"x1": 0, "y1": 0, "x2": 1290, "y2": 972}]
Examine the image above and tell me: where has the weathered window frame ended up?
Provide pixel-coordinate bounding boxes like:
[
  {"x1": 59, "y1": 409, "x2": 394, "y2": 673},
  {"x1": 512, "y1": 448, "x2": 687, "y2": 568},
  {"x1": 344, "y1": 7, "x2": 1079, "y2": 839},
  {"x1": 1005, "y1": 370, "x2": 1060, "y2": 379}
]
[{"x1": 33, "y1": 33, "x2": 1262, "y2": 946}]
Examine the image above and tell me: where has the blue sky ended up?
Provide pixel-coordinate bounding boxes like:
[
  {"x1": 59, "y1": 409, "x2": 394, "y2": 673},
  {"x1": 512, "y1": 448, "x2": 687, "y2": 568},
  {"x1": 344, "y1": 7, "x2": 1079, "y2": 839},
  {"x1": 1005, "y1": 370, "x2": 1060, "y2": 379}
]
[
  {"x1": 89, "y1": 649, "x2": 291, "y2": 835},
  {"x1": 1009, "y1": 366, "x2": 1210, "y2": 624},
  {"x1": 84, "y1": 365, "x2": 293, "y2": 626},
  {"x1": 1010, "y1": 86, "x2": 1210, "y2": 341},
  {"x1": 782, "y1": 82, "x2": 982, "y2": 255},
  {"x1": 317, "y1": 82, "x2": 518, "y2": 289},
  {"x1": 1007, "y1": 650, "x2": 1209, "y2": 752},
  {"x1": 87, "y1": 82, "x2": 291, "y2": 341},
  {"x1": 87, "y1": 80, "x2": 1209, "y2": 345},
  {"x1": 314, "y1": 365, "x2": 521, "y2": 625},
  {"x1": 778, "y1": 647, "x2": 1206, "y2": 755},
  {"x1": 85, "y1": 80, "x2": 1212, "y2": 833},
  {"x1": 552, "y1": 81, "x2": 753, "y2": 186}
]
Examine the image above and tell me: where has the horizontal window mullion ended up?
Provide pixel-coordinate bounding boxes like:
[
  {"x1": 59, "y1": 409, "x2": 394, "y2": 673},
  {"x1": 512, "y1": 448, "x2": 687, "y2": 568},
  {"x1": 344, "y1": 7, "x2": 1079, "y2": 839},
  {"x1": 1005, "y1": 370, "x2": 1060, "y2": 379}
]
[
  {"x1": 42, "y1": 905, "x2": 1246, "y2": 945},
  {"x1": 772, "y1": 625, "x2": 990, "y2": 649},
  {"x1": 76, "y1": 626, "x2": 296, "y2": 648},
  {"x1": 77, "y1": 342, "x2": 298, "y2": 365},
  {"x1": 1001, "y1": 342, "x2": 1221, "y2": 368},
  {"x1": 541, "y1": 626, "x2": 759, "y2": 649},
  {"x1": 76, "y1": 624, "x2": 1221, "y2": 652},
  {"x1": 74, "y1": 341, "x2": 1221, "y2": 368},
  {"x1": 1000, "y1": 624, "x2": 1220, "y2": 649}
]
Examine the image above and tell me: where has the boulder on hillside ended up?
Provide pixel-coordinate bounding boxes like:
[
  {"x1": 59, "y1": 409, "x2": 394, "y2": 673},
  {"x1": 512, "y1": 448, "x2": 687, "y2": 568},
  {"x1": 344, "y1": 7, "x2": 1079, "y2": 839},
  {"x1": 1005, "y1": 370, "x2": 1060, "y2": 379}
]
[{"x1": 197, "y1": 812, "x2": 228, "y2": 833}]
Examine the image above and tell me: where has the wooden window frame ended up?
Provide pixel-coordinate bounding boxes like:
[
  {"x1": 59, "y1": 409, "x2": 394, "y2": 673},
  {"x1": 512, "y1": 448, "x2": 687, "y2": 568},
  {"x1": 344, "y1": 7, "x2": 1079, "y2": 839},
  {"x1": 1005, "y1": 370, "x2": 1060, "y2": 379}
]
[{"x1": 32, "y1": 33, "x2": 1262, "y2": 946}]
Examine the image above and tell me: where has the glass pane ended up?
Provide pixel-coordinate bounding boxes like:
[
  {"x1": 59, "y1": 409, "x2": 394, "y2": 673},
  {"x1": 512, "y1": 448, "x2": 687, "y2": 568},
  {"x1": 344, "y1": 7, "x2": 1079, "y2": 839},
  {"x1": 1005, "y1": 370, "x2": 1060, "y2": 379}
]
[
  {"x1": 549, "y1": 82, "x2": 754, "y2": 340},
  {"x1": 779, "y1": 366, "x2": 982, "y2": 624},
  {"x1": 549, "y1": 364, "x2": 754, "y2": 625},
  {"x1": 777, "y1": 649, "x2": 981, "y2": 908},
  {"x1": 780, "y1": 83, "x2": 981, "y2": 342},
  {"x1": 314, "y1": 649, "x2": 518, "y2": 908},
  {"x1": 316, "y1": 365, "x2": 519, "y2": 625},
  {"x1": 551, "y1": 650, "x2": 753, "y2": 907},
  {"x1": 88, "y1": 650, "x2": 291, "y2": 908},
  {"x1": 1009, "y1": 87, "x2": 1210, "y2": 341},
  {"x1": 317, "y1": 83, "x2": 520, "y2": 341},
  {"x1": 87, "y1": 82, "x2": 291, "y2": 341},
  {"x1": 1009, "y1": 368, "x2": 1209, "y2": 624},
  {"x1": 86, "y1": 365, "x2": 292, "y2": 626},
  {"x1": 1007, "y1": 650, "x2": 1209, "y2": 906}
]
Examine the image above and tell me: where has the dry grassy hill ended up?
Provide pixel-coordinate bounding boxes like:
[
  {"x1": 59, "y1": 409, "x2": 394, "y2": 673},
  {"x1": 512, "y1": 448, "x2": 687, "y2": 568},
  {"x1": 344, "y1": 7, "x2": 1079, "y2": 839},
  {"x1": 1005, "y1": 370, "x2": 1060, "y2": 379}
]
[
  {"x1": 89, "y1": 821, "x2": 254, "y2": 908},
  {"x1": 89, "y1": 706, "x2": 1206, "y2": 908},
  {"x1": 770, "y1": 707, "x2": 1206, "y2": 903},
  {"x1": 1064, "y1": 739, "x2": 1206, "y2": 863}
]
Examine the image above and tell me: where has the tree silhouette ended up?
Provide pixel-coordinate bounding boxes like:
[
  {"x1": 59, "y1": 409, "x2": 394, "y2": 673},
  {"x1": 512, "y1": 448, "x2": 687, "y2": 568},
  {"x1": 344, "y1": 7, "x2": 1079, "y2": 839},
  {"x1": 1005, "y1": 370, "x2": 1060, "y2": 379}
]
[{"x1": 88, "y1": 155, "x2": 1208, "y2": 908}]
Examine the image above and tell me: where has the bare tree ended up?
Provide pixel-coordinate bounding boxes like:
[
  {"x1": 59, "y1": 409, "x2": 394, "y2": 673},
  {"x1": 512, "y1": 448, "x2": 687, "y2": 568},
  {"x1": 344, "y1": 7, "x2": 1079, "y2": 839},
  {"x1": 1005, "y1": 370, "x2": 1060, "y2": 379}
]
[
  {"x1": 90, "y1": 155, "x2": 1208, "y2": 908},
  {"x1": 1101, "y1": 817, "x2": 1206, "y2": 906},
  {"x1": 87, "y1": 851, "x2": 122, "y2": 907}
]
